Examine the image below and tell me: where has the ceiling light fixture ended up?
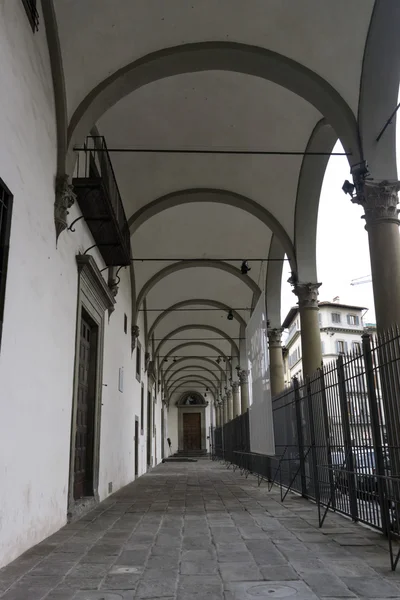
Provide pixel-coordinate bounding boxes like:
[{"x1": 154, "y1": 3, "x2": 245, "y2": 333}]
[
  {"x1": 216, "y1": 357, "x2": 222, "y2": 364},
  {"x1": 241, "y1": 260, "x2": 251, "y2": 275},
  {"x1": 227, "y1": 309, "x2": 234, "y2": 321}
]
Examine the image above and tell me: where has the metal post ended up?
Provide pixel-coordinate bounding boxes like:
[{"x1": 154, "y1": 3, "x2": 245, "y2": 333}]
[
  {"x1": 362, "y1": 333, "x2": 389, "y2": 535},
  {"x1": 306, "y1": 377, "x2": 321, "y2": 512},
  {"x1": 294, "y1": 378, "x2": 307, "y2": 497},
  {"x1": 319, "y1": 368, "x2": 336, "y2": 509},
  {"x1": 337, "y1": 355, "x2": 359, "y2": 522}
]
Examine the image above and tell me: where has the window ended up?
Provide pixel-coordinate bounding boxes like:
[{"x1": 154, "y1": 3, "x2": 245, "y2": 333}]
[
  {"x1": 336, "y1": 340, "x2": 348, "y2": 355},
  {"x1": 347, "y1": 314, "x2": 360, "y2": 326},
  {"x1": 289, "y1": 347, "x2": 301, "y2": 367},
  {"x1": 321, "y1": 341, "x2": 325, "y2": 355},
  {"x1": 331, "y1": 313, "x2": 341, "y2": 324},
  {"x1": 353, "y1": 341, "x2": 361, "y2": 354},
  {"x1": 318, "y1": 312, "x2": 322, "y2": 327},
  {"x1": 140, "y1": 384, "x2": 144, "y2": 433},
  {"x1": 21, "y1": 0, "x2": 39, "y2": 31},
  {"x1": 0, "y1": 179, "x2": 13, "y2": 351},
  {"x1": 136, "y1": 341, "x2": 141, "y2": 381}
]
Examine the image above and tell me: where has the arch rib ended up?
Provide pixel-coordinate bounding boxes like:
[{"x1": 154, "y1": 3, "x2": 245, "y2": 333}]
[
  {"x1": 148, "y1": 299, "x2": 246, "y2": 341},
  {"x1": 137, "y1": 261, "x2": 260, "y2": 316},
  {"x1": 155, "y1": 325, "x2": 239, "y2": 358}
]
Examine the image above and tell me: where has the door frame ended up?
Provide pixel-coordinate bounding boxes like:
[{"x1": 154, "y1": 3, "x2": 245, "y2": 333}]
[
  {"x1": 177, "y1": 404, "x2": 208, "y2": 452},
  {"x1": 134, "y1": 417, "x2": 139, "y2": 478},
  {"x1": 67, "y1": 255, "x2": 115, "y2": 519}
]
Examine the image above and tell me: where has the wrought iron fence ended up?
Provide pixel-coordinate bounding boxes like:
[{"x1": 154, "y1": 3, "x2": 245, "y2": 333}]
[{"x1": 212, "y1": 328, "x2": 400, "y2": 570}]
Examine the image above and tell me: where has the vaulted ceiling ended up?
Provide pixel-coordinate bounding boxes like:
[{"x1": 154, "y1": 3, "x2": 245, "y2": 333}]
[{"x1": 48, "y1": 0, "x2": 400, "y2": 399}]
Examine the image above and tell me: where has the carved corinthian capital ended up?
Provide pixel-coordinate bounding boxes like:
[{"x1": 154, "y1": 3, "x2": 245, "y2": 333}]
[
  {"x1": 55, "y1": 175, "x2": 76, "y2": 244},
  {"x1": 356, "y1": 180, "x2": 400, "y2": 229},
  {"x1": 238, "y1": 369, "x2": 249, "y2": 385},
  {"x1": 293, "y1": 282, "x2": 321, "y2": 309},
  {"x1": 231, "y1": 381, "x2": 240, "y2": 393},
  {"x1": 268, "y1": 327, "x2": 284, "y2": 347}
]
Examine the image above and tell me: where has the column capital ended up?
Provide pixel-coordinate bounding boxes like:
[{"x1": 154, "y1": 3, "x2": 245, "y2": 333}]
[
  {"x1": 226, "y1": 389, "x2": 232, "y2": 400},
  {"x1": 292, "y1": 282, "x2": 321, "y2": 309},
  {"x1": 353, "y1": 180, "x2": 400, "y2": 229},
  {"x1": 238, "y1": 369, "x2": 249, "y2": 384},
  {"x1": 231, "y1": 381, "x2": 240, "y2": 392},
  {"x1": 268, "y1": 327, "x2": 284, "y2": 347}
]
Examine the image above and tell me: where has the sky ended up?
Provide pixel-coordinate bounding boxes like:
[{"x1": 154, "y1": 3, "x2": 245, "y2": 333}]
[{"x1": 279, "y1": 124, "x2": 400, "y2": 327}]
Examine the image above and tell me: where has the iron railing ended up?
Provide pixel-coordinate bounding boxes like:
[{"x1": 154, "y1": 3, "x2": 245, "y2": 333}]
[
  {"x1": 212, "y1": 328, "x2": 400, "y2": 570},
  {"x1": 73, "y1": 136, "x2": 131, "y2": 266}
]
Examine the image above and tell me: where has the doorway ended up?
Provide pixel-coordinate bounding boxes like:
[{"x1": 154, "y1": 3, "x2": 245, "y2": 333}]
[
  {"x1": 74, "y1": 313, "x2": 97, "y2": 500},
  {"x1": 134, "y1": 417, "x2": 139, "y2": 477},
  {"x1": 183, "y1": 413, "x2": 201, "y2": 450}
]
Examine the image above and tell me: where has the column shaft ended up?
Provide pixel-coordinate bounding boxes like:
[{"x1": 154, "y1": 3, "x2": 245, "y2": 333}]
[
  {"x1": 239, "y1": 370, "x2": 249, "y2": 413},
  {"x1": 226, "y1": 390, "x2": 233, "y2": 421},
  {"x1": 232, "y1": 382, "x2": 241, "y2": 418},
  {"x1": 361, "y1": 182, "x2": 400, "y2": 330},
  {"x1": 268, "y1": 328, "x2": 285, "y2": 396},
  {"x1": 293, "y1": 283, "x2": 322, "y2": 377}
]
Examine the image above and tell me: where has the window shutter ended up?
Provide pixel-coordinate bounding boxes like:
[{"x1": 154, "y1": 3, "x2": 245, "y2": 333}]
[
  {"x1": 335, "y1": 340, "x2": 339, "y2": 353},
  {"x1": 355, "y1": 316, "x2": 359, "y2": 325},
  {"x1": 321, "y1": 341, "x2": 325, "y2": 354},
  {"x1": 347, "y1": 315, "x2": 350, "y2": 325},
  {"x1": 344, "y1": 341, "x2": 348, "y2": 353}
]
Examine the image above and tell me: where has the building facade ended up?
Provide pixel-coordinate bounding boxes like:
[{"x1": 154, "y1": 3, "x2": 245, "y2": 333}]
[{"x1": 283, "y1": 301, "x2": 375, "y2": 384}]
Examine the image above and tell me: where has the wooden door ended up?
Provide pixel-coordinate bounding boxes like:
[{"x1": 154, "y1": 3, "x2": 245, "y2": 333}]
[
  {"x1": 74, "y1": 316, "x2": 96, "y2": 499},
  {"x1": 134, "y1": 419, "x2": 139, "y2": 477},
  {"x1": 183, "y1": 413, "x2": 201, "y2": 450}
]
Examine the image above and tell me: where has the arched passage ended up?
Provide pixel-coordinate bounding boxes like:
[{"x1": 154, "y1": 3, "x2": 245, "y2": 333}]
[
  {"x1": 136, "y1": 261, "x2": 260, "y2": 318},
  {"x1": 67, "y1": 41, "x2": 361, "y2": 175},
  {"x1": 164, "y1": 365, "x2": 221, "y2": 390},
  {"x1": 148, "y1": 299, "x2": 246, "y2": 343},
  {"x1": 161, "y1": 341, "x2": 229, "y2": 363},
  {"x1": 129, "y1": 188, "x2": 296, "y2": 269},
  {"x1": 155, "y1": 325, "x2": 240, "y2": 358}
]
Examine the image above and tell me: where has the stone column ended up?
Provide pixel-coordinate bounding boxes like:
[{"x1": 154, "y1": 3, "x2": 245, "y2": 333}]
[
  {"x1": 267, "y1": 328, "x2": 285, "y2": 396},
  {"x1": 226, "y1": 389, "x2": 233, "y2": 421},
  {"x1": 215, "y1": 402, "x2": 220, "y2": 428},
  {"x1": 238, "y1": 370, "x2": 249, "y2": 413},
  {"x1": 221, "y1": 395, "x2": 227, "y2": 425},
  {"x1": 231, "y1": 381, "x2": 241, "y2": 418},
  {"x1": 353, "y1": 180, "x2": 400, "y2": 331},
  {"x1": 293, "y1": 282, "x2": 322, "y2": 378}
]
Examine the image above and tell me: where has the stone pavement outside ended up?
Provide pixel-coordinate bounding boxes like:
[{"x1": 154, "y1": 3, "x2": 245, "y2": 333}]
[{"x1": 1, "y1": 459, "x2": 400, "y2": 599}]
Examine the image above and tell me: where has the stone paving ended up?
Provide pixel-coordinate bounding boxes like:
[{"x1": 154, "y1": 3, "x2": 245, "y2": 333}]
[{"x1": 1, "y1": 460, "x2": 400, "y2": 599}]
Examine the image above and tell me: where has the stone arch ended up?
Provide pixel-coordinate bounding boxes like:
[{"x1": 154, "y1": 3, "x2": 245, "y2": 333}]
[
  {"x1": 148, "y1": 299, "x2": 247, "y2": 342},
  {"x1": 176, "y1": 391, "x2": 206, "y2": 406},
  {"x1": 161, "y1": 341, "x2": 229, "y2": 363},
  {"x1": 169, "y1": 381, "x2": 215, "y2": 399},
  {"x1": 155, "y1": 325, "x2": 240, "y2": 358},
  {"x1": 358, "y1": 1, "x2": 400, "y2": 179},
  {"x1": 167, "y1": 376, "x2": 217, "y2": 396},
  {"x1": 164, "y1": 366, "x2": 221, "y2": 389},
  {"x1": 163, "y1": 356, "x2": 227, "y2": 381},
  {"x1": 294, "y1": 118, "x2": 338, "y2": 283},
  {"x1": 67, "y1": 41, "x2": 361, "y2": 174},
  {"x1": 136, "y1": 261, "x2": 260, "y2": 317},
  {"x1": 129, "y1": 189, "x2": 296, "y2": 270}
]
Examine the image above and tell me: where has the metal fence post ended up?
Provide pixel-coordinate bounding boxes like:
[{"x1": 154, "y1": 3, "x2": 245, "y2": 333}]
[
  {"x1": 337, "y1": 354, "x2": 359, "y2": 522},
  {"x1": 294, "y1": 378, "x2": 307, "y2": 497},
  {"x1": 319, "y1": 368, "x2": 336, "y2": 509},
  {"x1": 306, "y1": 376, "x2": 321, "y2": 510},
  {"x1": 362, "y1": 332, "x2": 389, "y2": 536}
]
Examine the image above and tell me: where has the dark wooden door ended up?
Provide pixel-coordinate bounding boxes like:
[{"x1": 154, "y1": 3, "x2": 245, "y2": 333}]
[
  {"x1": 183, "y1": 413, "x2": 201, "y2": 450},
  {"x1": 134, "y1": 419, "x2": 139, "y2": 477},
  {"x1": 74, "y1": 316, "x2": 96, "y2": 499}
]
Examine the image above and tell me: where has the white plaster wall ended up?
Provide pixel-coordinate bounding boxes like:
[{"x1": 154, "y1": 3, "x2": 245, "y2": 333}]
[
  {"x1": 167, "y1": 403, "x2": 179, "y2": 455},
  {"x1": 0, "y1": 3, "x2": 160, "y2": 568}
]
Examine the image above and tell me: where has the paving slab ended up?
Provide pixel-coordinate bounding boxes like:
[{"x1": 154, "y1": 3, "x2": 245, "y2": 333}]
[{"x1": 0, "y1": 460, "x2": 400, "y2": 599}]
